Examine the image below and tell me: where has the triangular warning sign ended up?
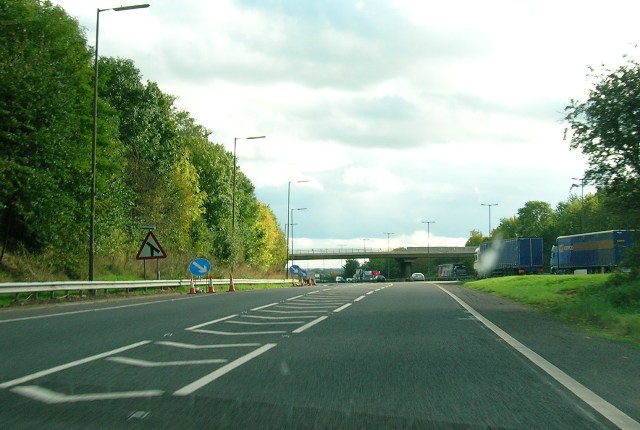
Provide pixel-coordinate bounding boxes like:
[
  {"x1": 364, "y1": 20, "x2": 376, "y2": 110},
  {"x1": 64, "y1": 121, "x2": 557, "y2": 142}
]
[{"x1": 136, "y1": 231, "x2": 167, "y2": 260}]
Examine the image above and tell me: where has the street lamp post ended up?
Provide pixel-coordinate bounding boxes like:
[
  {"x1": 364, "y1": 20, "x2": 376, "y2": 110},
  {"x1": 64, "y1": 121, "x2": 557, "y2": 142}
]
[
  {"x1": 229, "y1": 135, "x2": 265, "y2": 291},
  {"x1": 286, "y1": 180, "x2": 309, "y2": 278},
  {"x1": 421, "y1": 221, "x2": 435, "y2": 277},
  {"x1": 383, "y1": 232, "x2": 394, "y2": 278},
  {"x1": 290, "y1": 207, "x2": 307, "y2": 269},
  {"x1": 90, "y1": 3, "x2": 149, "y2": 282},
  {"x1": 481, "y1": 203, "x2": 498, "y2": 238}
]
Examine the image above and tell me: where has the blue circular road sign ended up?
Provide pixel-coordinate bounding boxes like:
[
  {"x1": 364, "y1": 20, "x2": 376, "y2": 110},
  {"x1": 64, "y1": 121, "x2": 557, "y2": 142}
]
[{"x1": 189, "y1": 258, "x2": 211, "y2": 277}]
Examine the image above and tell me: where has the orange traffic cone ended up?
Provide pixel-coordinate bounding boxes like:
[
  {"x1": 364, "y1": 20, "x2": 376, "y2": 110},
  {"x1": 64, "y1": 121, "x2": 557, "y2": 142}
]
[
  {"x1": 228, "y1": 274, "x2": 236, "y2": 292},
  {"x1": 208, "y1": 276, "x2": 215, "y2": 293},
  {"x1": 189, "y1": 277, "x2": 196, "y2": 294}
]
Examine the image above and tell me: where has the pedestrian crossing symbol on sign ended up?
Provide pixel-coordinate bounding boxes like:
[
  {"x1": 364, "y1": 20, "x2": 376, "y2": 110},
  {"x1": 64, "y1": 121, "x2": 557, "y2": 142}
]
[{"x1": 136, "y1": 231, "x2": 167, "y2": 260}]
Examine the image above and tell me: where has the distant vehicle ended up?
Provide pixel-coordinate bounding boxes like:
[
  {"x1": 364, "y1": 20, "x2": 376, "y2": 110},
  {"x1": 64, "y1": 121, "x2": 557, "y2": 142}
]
[
  {"x1": 550, "y1": 230, "x2": 635, "y2": 274},
  {"x1": 335, "y1": 276, "x2": 345, "y2": 283},
  {"x1": 474, "y1": 237, "x2": 544, "y2": 278},
  {"x1": 374, "y1": 275, "x2": 386, "y2": 282},
  {"x1": 437, "y1": 264, "x2": 467, "y2": 279},
  {"x1": 410, "y1": 272, "x2": 425, "y2": 281},
  {"x1": 346, "y1": 277, "x2": 355, "y2": 283}
]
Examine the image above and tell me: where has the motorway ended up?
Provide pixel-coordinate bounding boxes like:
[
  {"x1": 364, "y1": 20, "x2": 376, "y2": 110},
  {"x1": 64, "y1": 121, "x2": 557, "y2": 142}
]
[{"x1": 0, "y1": 282, "x2": 639, "y2": 429}]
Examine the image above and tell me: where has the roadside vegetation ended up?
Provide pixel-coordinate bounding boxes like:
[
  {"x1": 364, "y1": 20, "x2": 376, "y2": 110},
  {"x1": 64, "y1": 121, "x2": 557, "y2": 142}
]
[
  {"x1": 465, "y1": 274, "x2": 640, "y2": 347},
  {"x1": 0, "y1": 1, "x2": 286, "y2": 282}
]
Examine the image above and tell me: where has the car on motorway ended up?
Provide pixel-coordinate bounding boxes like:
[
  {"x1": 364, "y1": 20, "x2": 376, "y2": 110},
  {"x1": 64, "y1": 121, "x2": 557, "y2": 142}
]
[{"x1": 410, "y1": 272, "x2": 425, "y2": 281}]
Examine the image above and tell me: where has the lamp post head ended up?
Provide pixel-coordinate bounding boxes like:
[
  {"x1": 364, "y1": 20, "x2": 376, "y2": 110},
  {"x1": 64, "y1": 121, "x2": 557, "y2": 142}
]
[{"x1": 113, "y1": 4, "x2": 150, "y2": 11}]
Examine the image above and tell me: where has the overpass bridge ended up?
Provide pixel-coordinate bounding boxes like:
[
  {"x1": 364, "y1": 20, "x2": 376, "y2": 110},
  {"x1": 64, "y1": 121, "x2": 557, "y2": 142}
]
[{"x1": 290, "y1": 246, "x2": 477, "y2": 277}]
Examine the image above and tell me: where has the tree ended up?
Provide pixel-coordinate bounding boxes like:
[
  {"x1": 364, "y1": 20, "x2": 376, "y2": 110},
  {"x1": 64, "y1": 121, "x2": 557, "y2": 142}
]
[
  {"x1": 516, "y1": 201, "x2": 555, "y2": 238},
  {"x1": 465, "y1": 229, "x2": 485, "y2": 246},
  {"x1": 564, "y1": 58, "x2": 640, "y2": 227},
  {"x1": 343, "y1": 259, "x2": 360, "y2": 278},
  {"x1": 0, "y1": 0, "x2": 94, "y2": 274}
]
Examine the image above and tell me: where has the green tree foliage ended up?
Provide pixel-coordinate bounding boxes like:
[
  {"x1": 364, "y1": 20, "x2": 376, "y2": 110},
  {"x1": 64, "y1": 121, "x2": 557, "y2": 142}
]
[
  {"x1": 342, "y1": 259, "x2": 360, "y2": 278},
  {"x1": 0, "y1": 1, "x2": 286, "y2": 279},
  {"x1": 245, "y1": 203, "x2": 287, "y2": 273},
  {"x1": 564, "y1": 58, "x2": 640, "y2": 227},
  {"x1": 0, "y1": 0, "x2": 93, "y2": 273},
  {"x1": 363, "y1": 257, "x2": 402, "y2": 278},
  {"x1": 465, "y1": 229, "x2": 485, "y2": 246}
]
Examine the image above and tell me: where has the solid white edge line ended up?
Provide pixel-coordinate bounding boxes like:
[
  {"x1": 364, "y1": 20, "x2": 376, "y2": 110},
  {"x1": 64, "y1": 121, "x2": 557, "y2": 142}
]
[
  {"x1": 292, "y1": 316, "x2": 328, "y2": 333},
  {"x1": 185, "y1": 314, "x2": 238, "y2": 330},
  {"x1": 173, "y1": 343, "x2": 277, "y2": 396},
  {"x1": 0, "y1": 296, "x2": 200, "y2": 325},
  {"x1": 436, "y1": 285, "x2": 640, "y2": 430},
  {"x1": 333, "y1": 303, "x2": 352, "y2": 313},
  {"x1": 0, "y1": 340, "x2": 151, "y2": 389},
  {"x1": 250, "y1": 302, "x2": 279, "y2": 311}
]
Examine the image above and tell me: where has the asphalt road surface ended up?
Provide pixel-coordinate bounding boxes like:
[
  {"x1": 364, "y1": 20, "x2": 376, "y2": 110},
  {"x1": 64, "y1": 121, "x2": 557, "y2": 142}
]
[{"x1": 0, "y1": 281, "x2": 638, "y2": 429}]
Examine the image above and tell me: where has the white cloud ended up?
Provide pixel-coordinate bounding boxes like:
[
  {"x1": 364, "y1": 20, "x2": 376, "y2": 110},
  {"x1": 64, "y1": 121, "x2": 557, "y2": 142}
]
[{"x1": 54, "y1": 0, "x2": 630, "y2": 249}]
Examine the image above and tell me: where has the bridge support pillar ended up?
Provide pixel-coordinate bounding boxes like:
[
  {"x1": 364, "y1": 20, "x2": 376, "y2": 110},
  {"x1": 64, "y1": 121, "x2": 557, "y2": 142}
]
[{"x1": 398, "y1": 259, "x2": 415, "y2": 280}]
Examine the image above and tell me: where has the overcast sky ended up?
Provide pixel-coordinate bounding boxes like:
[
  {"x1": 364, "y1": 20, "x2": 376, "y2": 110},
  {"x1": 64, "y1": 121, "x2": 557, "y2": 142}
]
[{"x1": 55, "y1": 0, "x2": 639, "y2": 253}]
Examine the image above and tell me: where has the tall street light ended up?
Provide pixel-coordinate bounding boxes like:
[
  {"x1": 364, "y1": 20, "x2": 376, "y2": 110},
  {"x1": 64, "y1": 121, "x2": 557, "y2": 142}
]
[
  {"x1": 481, "y1": 203, "x2": 498, "y2": 238},
  {"x1": 422, "y1": 221, "x2": 435, "y2": 277},
  {"x1": 290, "y1": 207, "x2": 307, "y2": 269},
  {"x1": 90, "y1": 3, "x2": 149, "y2": 281},
  {"x1": 362, "y1": 238, "x2": 369, "y2": 252},
  {"x1": 229, "y1": 135, "x2": 265, "y2": 291},
  {"x1": 286, "y1": 179, "x2": 309, "y2": 278},
  {"x1": 383, "y1": 232, "x2": 395, "y2": 278}
]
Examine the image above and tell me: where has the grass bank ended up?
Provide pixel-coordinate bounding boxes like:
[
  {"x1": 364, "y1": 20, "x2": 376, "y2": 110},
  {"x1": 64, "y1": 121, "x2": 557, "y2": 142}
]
[{"x1": 464, "y1": 274, "x2": 640, "y2": 348}]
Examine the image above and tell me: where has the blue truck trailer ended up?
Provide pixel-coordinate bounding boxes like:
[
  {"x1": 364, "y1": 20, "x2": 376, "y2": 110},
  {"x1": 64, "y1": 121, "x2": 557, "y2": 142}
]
[
  {"x1": 550, "y1": 230, "x2": 635, "y2": 274},
  {"x1": 474, "y1": 237, "x2": 544, "y2": 278}
]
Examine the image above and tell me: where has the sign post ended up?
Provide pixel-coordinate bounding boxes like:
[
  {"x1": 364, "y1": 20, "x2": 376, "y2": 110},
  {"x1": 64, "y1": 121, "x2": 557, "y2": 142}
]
[
  {"x1": 136, "y1": 230, "x2": 167, "y2": 280},
  {"x1": 188, "y1": 258, "x2": 212, "y2": 294}
]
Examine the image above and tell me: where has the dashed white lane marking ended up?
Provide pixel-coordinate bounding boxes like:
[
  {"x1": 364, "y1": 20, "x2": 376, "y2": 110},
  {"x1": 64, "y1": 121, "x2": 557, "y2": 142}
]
[
  {"x1": 354, "y1": 295, "x2": 366, "y2": 302},
  {"x1": 333, "y1": 303, "x2": 352, "y2": 313},
  {"x1": 107, "y1": 357, "x2": 227, "y2": 367},
  {"x1": 286, "y1": 294, "x2": 305, "y2": 301},
  {"x1": 437, "y1": 285, "x2": 640, "y2": 430},
  {"x1": 250, "y1": 303, "x2": 279, "y2": 311},
  {"x1": 173, "y1": 343, "x2": 277, "y2": 396},
  {"x1": 11, "y1": 386, "x2": 163, "y2": 404},
  {"x1": 0, "y1": 341, "x2": 151, "y2": 389},
  {"x1": 292, "y1": 316, "x2": 328, "y2": 333},
  {"x1": 185, "y1": 315, "x2": 237, "y2": 331},
  {"x1": 366, "y1": 291, "x2": 374, "y2": 295}
]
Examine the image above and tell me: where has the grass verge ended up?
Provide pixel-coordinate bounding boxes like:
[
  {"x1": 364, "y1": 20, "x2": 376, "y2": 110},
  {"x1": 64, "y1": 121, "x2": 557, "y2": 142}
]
[{"x1": 464, "y1": 274, "x2": 640, "y2": 348}]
